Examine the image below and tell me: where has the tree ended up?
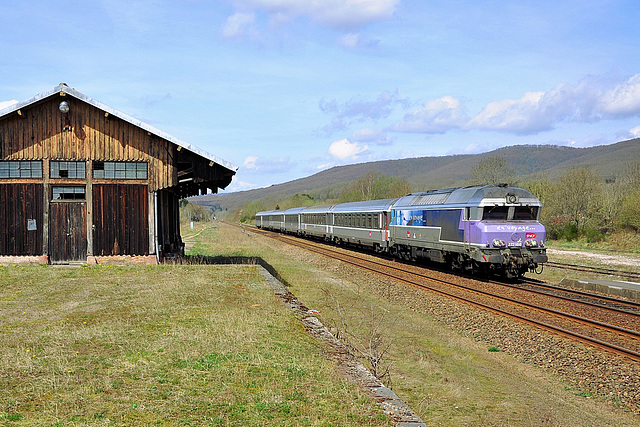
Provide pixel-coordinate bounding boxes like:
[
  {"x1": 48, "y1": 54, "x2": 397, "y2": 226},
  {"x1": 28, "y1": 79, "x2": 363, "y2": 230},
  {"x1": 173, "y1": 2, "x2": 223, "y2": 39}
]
[
  {"x1": 468, "y1": 156, "x2": 514, "y2": 186},
  {"x1": 339, "y1": 170, "x2": 413, "y2": 202},
  {"x1": 179, "y1": 201, "x2": 214, "y2": 222},
  {"x1": 545, "y1": 167, "x2": 604, "y2": 231},
  {"x1": 614, "y1": 162, "x2": 640, "y2": 232}
]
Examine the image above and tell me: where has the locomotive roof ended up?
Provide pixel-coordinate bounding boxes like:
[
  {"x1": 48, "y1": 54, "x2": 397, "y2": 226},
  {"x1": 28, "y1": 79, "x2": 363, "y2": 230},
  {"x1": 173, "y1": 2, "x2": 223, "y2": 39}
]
[{"x1": 393, "y1": 185, "x2": 540, "y2": 209}]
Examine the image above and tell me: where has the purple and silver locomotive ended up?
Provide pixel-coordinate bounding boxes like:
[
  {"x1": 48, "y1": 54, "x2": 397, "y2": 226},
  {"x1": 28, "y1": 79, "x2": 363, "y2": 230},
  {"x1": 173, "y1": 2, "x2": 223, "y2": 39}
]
[
  {"x1": 256, "y1": 184, "x2": 547, "y2": 278},
  {"x1": 389, "y1": 185, "x2": 547, "y2": 278}
]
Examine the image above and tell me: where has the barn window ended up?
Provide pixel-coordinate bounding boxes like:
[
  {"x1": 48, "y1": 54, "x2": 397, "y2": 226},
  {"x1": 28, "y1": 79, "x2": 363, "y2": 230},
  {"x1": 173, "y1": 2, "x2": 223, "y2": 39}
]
[
  {"x1": 0, "y1": 161, "x2": 42, "y2": 178},
  {"x1": 52, "y1": 186, "x2": 85, "y2": 201},
  {"x1": 51, "y1": 161, "x2": 85, "y2": 179},
  {"x1": 93, "y1": 161, "x2": 147, "y2": 180}
]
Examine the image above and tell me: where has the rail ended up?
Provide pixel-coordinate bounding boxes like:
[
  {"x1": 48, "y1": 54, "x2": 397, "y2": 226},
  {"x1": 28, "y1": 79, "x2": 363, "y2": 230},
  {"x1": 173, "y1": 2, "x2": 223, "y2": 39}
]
[{"x1": 246, "y1": 225, "x2": 640, "y2": 363}]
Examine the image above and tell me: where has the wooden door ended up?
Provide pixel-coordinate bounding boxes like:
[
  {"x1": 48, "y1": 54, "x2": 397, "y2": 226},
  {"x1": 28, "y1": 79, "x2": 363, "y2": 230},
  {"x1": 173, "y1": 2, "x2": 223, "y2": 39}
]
[{"x1": 49, "y1": 202, "x2": 87, "y2": 263}]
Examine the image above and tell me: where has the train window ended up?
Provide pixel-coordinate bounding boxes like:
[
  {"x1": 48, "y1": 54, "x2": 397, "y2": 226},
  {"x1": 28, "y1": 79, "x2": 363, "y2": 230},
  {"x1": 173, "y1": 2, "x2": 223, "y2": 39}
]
[
  {"x1": 469, "y1": 207, "x2": 482, "y2": 221},
  {"x1": 482, "y1": 206, "x2": 509, "y2": 220},
  {"x1": 514, "y1": 206, "x2": 539, "y2": 220}
]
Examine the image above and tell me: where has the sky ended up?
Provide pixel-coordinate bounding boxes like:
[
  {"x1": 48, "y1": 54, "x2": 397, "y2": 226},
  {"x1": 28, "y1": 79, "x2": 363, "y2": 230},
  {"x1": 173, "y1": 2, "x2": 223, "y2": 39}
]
[{"x1": 1, "y1": 0, "x2": 640, "y2": 193}]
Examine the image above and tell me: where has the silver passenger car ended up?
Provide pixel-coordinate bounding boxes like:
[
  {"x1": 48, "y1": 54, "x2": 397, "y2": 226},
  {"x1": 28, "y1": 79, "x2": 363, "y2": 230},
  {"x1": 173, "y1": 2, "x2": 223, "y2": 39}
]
[
  {"x1": 331, "y1": 199, "x2": 396, "y2": 252},
  {"x1": 300, "y1": 204, "x2": 335, "y2": 240}
]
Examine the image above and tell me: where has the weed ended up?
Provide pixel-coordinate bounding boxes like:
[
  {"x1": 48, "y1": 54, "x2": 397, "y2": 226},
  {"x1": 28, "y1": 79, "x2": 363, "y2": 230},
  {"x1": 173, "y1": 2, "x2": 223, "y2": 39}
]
[
  {"x1": 488, "y1": 346, "x2": 501, "y2": 352},
  {"x1": 574, "y1": 391, "x2": 594, "y2": 398},
  {"x1": 0, "y1": 413, "x2": 23, "y2": 421}
]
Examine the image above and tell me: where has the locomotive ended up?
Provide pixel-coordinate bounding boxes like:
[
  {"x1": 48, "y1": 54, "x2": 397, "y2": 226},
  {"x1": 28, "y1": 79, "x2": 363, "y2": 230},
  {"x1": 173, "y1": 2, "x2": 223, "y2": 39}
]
[{"x1": 255, "y1": 184, "x2": 547, "y2": 278}]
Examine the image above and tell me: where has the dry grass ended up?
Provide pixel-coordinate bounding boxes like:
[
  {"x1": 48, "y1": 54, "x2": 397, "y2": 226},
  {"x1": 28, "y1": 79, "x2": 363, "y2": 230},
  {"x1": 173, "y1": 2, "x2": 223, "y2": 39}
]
[
  {"x1": 196, "y1": 222, "x2": 640, "y2": 426},
  {"x1": 0, "y1": 261, "x2": 389, "y2": 425}
]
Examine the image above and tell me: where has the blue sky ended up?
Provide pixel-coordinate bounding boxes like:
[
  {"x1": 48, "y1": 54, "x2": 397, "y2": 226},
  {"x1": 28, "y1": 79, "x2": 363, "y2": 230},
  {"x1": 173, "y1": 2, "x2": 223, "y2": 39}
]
[{"x1": 1, "y1": 1, "x2": 640, "y2": 192}]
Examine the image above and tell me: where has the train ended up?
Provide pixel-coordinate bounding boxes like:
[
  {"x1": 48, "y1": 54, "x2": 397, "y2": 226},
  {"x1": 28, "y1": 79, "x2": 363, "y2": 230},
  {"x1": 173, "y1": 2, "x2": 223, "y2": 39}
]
[{"x1": 255, "y1": 184, "x2": 548, "y2": 278}]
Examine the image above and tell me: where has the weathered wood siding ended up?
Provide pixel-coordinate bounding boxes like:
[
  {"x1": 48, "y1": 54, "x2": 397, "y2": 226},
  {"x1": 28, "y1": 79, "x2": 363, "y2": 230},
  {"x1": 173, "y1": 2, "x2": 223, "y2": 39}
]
[
  {"x1": 92, "y1": 184, "x2": 149, "y2": 256},
  {"x1": 0, "y1": 184, "x2": 44, "y2": 255},
  {"x1": 0, "y1": 97, "x2": 177, "y2": 191}
]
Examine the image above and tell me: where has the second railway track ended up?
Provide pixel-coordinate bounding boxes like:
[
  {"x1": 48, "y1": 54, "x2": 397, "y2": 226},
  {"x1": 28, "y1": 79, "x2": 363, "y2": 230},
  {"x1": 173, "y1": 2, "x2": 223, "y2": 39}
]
[{"x1": 247, "y1": 225, "x2": 640, "y2": 363}]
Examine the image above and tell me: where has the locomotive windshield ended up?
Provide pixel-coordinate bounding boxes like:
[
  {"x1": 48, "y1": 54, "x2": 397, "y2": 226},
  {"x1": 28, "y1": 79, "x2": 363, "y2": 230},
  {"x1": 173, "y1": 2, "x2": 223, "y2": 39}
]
[
  {"x1": 482, "y1": 206, "x2": 539, "y2": 221},
  {"x1": 513, "y1": 206, "x2": 539, "y2": 220},
  {"x1": 482, "y1": 206, "x2": 508, "y2": 220}
]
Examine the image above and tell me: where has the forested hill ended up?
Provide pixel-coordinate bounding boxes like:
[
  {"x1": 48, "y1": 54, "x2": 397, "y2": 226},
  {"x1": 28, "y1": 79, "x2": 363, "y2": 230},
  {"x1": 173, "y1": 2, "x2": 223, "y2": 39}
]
[{"x1": 193, "y1": 139, "x2": 640, "y2": 215}]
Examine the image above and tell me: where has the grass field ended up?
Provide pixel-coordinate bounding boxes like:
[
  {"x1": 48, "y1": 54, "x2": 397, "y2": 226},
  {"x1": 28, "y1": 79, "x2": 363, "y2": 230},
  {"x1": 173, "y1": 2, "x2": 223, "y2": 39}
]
[
  {"x1": 0, "y1": 262, "x2": 388, "y2": 425},
  {"x1": 2, "y1": 220, "x2": 638, "y2": 425}
]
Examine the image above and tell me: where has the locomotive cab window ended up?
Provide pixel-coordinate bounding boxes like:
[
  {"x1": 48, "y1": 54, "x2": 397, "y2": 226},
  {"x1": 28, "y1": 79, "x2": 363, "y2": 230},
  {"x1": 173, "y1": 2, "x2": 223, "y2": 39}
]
[
  {"x1": 513, "y1": 206, "x2": 539, "y2": 221},
  {"x1": 482, "y1": 206, "x2": 509, "y2": 220}
]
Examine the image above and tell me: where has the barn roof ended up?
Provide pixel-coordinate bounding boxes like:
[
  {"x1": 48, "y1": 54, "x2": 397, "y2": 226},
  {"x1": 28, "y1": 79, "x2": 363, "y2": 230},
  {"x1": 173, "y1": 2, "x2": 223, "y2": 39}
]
[{"x1": 0, "y1": 83, "x2": 238, "y2": 174}]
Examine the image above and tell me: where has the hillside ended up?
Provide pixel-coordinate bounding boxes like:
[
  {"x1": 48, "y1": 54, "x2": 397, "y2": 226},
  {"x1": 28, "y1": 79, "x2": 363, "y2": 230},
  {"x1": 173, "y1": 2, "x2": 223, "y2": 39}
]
[{"x1": 193, "y1": 139, "x2": 640, "y2": 215}]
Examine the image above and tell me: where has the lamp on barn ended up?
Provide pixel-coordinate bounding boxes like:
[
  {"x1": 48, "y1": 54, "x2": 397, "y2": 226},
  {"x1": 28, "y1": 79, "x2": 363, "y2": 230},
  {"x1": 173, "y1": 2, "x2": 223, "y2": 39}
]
[{"x1": 59, "y1": 101, "x2": 72, "y2": 131}]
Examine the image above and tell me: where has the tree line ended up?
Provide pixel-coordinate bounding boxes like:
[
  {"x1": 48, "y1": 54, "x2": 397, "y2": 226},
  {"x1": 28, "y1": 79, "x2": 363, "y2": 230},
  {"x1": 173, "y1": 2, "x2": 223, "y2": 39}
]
[
  {"x1": 206, "y1": 155, "x2": 640, "y2": 243},
  {"x1": 470, "y1": 156, "x2": 640, "y2": 241}
]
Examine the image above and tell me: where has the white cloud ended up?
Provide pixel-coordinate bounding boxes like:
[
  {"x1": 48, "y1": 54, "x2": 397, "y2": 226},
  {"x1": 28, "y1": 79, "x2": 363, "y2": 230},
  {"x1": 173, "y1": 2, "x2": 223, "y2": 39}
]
[
  {"x1": 339, "y1": 33, "x2": 360, "y2": 48},
  {"x1": 241, "y1": 156, "x2": 294, "y2": 174},
  {"x1": 328, "y1": 138, "x2": 368, "y2": 160},
  {"x1": 466, "y1": 91, "x2": 552, "y2": 134},
  {"x1": 393, "y1": 73, "x2": 640, "y2": 136},
  {"x1": 338, "y1": 32, "x2": 380, "y2": 49},
  {"x1": 351, "y1": 128, "x2": 393, "y2": 145},
  {"x1": 630, "y1": 126, "x2": 640, "y2": 137},
  {"x1": 319, "y1": 90, "x2": 409, "y2": 135},
  {"x1": 395, "y1": 96, "x2": 469, "y2": 133},
  {"x1": 222, "y1": 176, "x2": 261, "y2": 192},
  {"x1": 243, "y1": 156, "x2": 258, "y2": 169},
  {"x1": 220, "y1": 12, "x2": 256, "y2": 38},
  {"x1": 598, "y1": 74, "x2": 640, "y2": 116},
  {"x1": 0, "y1": 100, "x2": 18, "y2": 111},
  {"x1": 234, "y1": 0, "x2": 399, "y2": 29}
]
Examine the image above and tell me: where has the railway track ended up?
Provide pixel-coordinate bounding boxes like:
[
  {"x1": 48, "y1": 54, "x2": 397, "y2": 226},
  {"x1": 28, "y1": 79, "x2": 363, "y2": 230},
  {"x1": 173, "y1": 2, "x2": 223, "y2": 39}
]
[
  {"x1": 246, "y1": 225, "x2": 640, "y2": 363},
  {"x1": 546, "y1": 261, "x2": 640, "y2": 280}
]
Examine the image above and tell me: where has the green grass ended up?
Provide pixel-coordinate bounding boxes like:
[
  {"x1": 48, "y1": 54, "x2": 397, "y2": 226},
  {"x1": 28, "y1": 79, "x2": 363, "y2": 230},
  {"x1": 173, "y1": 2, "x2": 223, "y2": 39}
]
[{"x1": 0, "y1": 261, "x2": 389, "y2": 425}]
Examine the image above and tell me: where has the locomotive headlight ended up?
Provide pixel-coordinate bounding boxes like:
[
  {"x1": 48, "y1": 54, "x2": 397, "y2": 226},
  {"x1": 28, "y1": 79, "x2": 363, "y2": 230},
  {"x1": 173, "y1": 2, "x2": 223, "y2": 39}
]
[
  {"x1": 492, "y1": 238, "x2": 506, "y2": 248},
  {"x1": 524, "y1": 239, "x2": 538, "y2": 247}
]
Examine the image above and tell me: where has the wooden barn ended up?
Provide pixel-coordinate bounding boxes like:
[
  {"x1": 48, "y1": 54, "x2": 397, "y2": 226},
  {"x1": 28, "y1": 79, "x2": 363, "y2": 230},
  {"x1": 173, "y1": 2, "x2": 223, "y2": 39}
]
[{"x1": 0, "y1": 83, "x2": 237, "y2": 264}]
